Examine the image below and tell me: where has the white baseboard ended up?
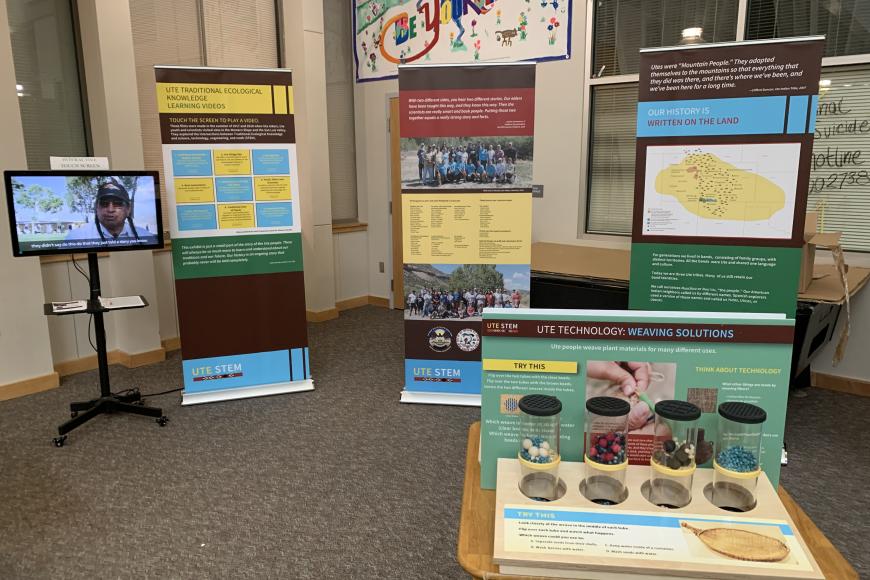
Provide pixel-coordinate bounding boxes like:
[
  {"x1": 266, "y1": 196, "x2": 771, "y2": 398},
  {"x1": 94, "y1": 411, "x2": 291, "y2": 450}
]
[
  {"x1": 399, "y1": 390, "x2": 481, "y2": 407},
  {"x1": 182, "y1": 379, "x2": 315, "y2": 405}
]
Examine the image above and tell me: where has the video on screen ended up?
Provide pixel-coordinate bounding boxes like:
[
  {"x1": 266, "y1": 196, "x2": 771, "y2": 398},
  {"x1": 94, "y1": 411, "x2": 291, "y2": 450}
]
[{"x1": 7, "y1": 173, "x2": 162, "y2": 255}]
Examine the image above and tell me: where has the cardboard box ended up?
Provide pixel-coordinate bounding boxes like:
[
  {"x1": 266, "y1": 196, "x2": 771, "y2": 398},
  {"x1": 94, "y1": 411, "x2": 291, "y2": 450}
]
[{"x1": 800, "y1": 212, "x2": 843, "y2": 293}]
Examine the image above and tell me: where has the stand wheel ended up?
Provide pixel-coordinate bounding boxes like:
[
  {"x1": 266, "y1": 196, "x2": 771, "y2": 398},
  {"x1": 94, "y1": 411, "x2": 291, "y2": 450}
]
[
  {"x1": 157, "y1": 416, "x2": 169, "y2": 427},
  {"x1": 53, "y1": 435, "x2": 67, "y2": 447},
  {"x1": 70, "y1": 411, "x2": 78, "y2": 418}
]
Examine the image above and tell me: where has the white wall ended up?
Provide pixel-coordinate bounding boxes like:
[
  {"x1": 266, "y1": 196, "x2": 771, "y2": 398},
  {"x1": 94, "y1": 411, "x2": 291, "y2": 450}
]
[
  {"x1": 333, "y1": 229, "x2": 370, "y2": 302},
  {"x1": 281, "y1": 0, "x2": 338, "y2": 314}
]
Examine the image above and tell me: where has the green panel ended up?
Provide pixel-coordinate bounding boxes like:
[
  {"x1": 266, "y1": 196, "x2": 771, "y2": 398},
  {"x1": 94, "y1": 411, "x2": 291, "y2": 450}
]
[
  {"x1": 480, "y1": 313, "x2": 794, "y2": 489},
  {"x1": 172, "y1": 233, "x2": 303, "y2": 280},
  {"x1": 629, "y1": 243, "x2": 801, "y2": 316}
]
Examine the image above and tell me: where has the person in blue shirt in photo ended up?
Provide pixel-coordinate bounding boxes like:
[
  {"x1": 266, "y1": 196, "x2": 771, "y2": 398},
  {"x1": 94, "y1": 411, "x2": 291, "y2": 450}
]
[
  {"x1": 466, "y1": 160, "x2": 477, "y2": 182},
  {"x1": 485, "y1": 161, "x2": 496, "y2": 182},
  {"x1": 475, "y1": 161, "x2": 486, "y2": 182},
  {"x1": 478, "y1": 144, "x2": 489, "y2": 168},
  {"x1": 437, "y1": 157, "x2": 449, "y2": 185},
  {"x1": 450, "y1": 160, "x2": 465, "y2": 183}
]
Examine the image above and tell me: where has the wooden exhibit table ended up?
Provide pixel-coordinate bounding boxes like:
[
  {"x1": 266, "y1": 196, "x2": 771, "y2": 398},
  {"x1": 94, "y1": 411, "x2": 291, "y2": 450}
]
[{"x1": 457, "y1": 422, "x2": 857, "y2": 580}]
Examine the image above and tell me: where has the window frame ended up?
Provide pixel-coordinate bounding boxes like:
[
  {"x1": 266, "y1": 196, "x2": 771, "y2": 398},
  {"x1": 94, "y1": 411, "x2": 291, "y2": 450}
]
[{"x1": 578, "y1": 0, "x2": 870, "y2": 250}]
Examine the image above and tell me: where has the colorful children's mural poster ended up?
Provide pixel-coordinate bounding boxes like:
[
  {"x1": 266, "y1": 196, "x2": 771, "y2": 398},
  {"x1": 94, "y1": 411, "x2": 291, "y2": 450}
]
[{"x1": 354, "y1": 0, "x2": 571, "y2": 82}]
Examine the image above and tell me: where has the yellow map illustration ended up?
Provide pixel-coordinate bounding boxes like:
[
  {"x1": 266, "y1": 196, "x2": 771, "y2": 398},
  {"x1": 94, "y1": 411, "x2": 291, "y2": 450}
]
[{"x1": 654, "y1": 152, "x2": 785, "y2": 220}]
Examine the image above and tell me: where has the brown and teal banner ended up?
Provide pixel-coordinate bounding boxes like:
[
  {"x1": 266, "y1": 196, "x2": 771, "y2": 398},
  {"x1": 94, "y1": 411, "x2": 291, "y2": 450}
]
[
  {"x1": 399, "y1": 63, "x2": 535, "y2": 406},
  {"x1": 155, "y1": 66, "x2": 311, "y2": 405},
  {"x1": 629, "y1": 38, "x2": 824, "y2": 316}
]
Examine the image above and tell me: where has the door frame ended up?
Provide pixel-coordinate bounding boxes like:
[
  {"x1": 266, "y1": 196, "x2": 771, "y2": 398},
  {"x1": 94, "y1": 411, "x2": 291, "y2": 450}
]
[{"x1": 388, "y1": 95, "x2": 403, "y2": 309}]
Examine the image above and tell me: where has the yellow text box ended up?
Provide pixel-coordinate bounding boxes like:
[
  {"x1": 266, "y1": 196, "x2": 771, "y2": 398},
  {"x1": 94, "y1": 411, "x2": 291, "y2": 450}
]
[
  {"x1": 273, "y1": 85, "x2": 287, "y2": 115},
  {"x1": 214, "y1": 150, "x2": 251, "y2": 175},
  {"x1": 254, "y1": 176, "x2": 292, "y2": 201},
  {"x1": 483, "y1": 359, "x2": 578, "y2": 374},
  {"x1": 174, "y1": 178, "x2": 215, "y2": 203},
  {"x1": 156, "y1": 83, "x2": 273, "y2": 114},
  {"x1": 217, "y1": 204, "x2": 255, "y2": 229},
  {"x1": 402, "y1": 193, "x2": 531, "y2": 264}
]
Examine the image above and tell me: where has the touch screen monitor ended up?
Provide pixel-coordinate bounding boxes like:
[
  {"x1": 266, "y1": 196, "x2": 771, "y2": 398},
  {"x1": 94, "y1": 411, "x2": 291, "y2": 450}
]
[{"x1": 5, "y1": 171, "x2": 164, "y2": 256}]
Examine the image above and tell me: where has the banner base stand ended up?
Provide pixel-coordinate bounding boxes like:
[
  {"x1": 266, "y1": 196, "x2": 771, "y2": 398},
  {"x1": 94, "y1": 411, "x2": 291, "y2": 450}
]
[
  {"x1": 182, "y1": 379, "x2": 314, "y2": 406},
  {"x1": 400, "y1": 391, "x2": 481, "y2": 407}
]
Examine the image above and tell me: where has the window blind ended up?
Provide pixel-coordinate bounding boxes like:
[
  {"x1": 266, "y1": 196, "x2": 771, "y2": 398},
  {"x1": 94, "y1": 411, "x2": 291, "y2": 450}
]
[
  {"x1": 324, "y1": 0, "x2": 358, "y2": 222},
  {"x1": 200, "y1": 0, "x2": 278, "y2": 68},
  {"x1": 746, "y1": 0, "x2": 870, "y2": 58},
  {"x1": 585, "y1": 83, "x2": 638, "y2": 235},
  {"x1": 593, "y1": 0, "x2": 738, "y2": 77},
  {"x1": 809, "y1": 65, "x2": 870, "y2": 252}
]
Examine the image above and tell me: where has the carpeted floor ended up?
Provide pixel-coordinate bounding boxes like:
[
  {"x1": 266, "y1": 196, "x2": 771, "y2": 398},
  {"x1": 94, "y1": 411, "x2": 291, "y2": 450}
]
[{"x1": 0, "y1": 306, "x2": 866, "y2": 578}]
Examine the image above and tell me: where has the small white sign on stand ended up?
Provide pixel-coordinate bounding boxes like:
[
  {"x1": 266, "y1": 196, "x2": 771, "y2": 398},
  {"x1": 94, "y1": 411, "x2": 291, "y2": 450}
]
[{"x1": 49, "y1": 156, "x2": 110, "y2": 170}]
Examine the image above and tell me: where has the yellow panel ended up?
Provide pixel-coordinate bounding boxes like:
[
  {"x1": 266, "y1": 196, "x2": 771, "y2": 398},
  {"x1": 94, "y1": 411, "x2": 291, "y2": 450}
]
[
  {"x1": 156, "y1": 83, "x2": 274, "y2": 114},
  {"x1": 254, "y1": 176, "x2": 292, "y2": 201},
  {"x1": 287, "y1": 85, "x2": 294, "y2": 114},
  {"x1": 483, "y1": 359, "x2": 578, "y2": 374},
  {"x1": 402, "y1": 193, "x2": 532, "y2": 264},
  {"x1": 217, "y1": 204, "x2": 255, "y2": 229},
  {"x1": 273, "y1": 85, "x2": 288, "y2": 115},
  {"x1": 174, "y1": 178, "x2": 215, "y2": 203},
  {"x1": 213, "y1": 150, "x2": 252, "y2": 175}
]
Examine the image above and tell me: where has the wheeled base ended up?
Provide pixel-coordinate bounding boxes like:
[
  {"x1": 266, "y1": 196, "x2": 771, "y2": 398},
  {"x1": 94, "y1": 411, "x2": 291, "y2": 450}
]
[{"x1": 53, "y1": 389, "x2": 168, "y2": 447}]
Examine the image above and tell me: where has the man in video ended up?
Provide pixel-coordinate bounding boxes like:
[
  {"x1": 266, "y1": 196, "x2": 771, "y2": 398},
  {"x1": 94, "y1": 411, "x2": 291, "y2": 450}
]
[{"x1": 66, "y1": 181, "x2": 156, "y2": 242}]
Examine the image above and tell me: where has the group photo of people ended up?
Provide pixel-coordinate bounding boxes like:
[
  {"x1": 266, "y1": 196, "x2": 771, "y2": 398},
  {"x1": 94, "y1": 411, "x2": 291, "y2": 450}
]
[
  {"x1": 401, "y1": 136, "x2": 533, "y2": 189},
  {"x1": 403, "y1": 263, "x2": 530, "y2": 320}
]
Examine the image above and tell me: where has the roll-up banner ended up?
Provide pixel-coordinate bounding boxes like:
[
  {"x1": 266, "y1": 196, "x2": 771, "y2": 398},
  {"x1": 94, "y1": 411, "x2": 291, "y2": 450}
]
[
  {"x1": 399, "y1": 63, "x2": 535, "y2": 406},
  {"x1": 155, "y1": 66, "x2": 312, "y2": 405},
  {"x1": 629, "y1": 37, "x2": 825, "y2": 316}
]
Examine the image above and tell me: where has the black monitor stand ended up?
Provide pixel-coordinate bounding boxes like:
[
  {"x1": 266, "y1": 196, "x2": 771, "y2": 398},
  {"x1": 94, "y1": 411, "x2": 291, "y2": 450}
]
[{"x1": 50, "y1": 253, "x2": 167, "y2": 447}]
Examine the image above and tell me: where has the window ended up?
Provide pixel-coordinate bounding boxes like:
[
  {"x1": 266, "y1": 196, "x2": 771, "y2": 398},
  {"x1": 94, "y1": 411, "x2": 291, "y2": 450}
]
[
  {"x1": 6, "y1": 0, "x2": 89, "y2": 169},
  {"x1": 593, "y1": 0, "x2": 739, "y2": 77},
  {"x1": 809, "y1": 66, "x2": 870, "y2": 252},
  {"x1": 746, "y1": 0, "x2": 870, "y2": 57},
  {"x1": 583, "y1": 0, "x2": 870, "y2": 251},
  {"x1": 586, "y1": 84, "x2": 637, "y2": 235}
]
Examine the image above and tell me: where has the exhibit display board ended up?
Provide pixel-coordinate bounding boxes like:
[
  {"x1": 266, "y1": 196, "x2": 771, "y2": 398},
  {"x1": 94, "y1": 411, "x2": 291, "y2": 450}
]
[
  {"x1": 399, "y1": 63, "x2": 534, "y2": 405},
  {"x1": 629, "y1": 37, "x2": 824, "y2": 315},
  {"x1": 479, "y1": 308, "x2": 794, "y2": 489},
  {"x1": 354, "y1": 0, "x2": 572, "y2": 82},
  {"x1": 155, "y1": 66, "x2": 312, "y2": 405}
]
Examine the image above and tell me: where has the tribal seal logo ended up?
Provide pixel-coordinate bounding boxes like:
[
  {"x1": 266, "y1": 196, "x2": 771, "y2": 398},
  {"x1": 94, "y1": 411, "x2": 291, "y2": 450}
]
[
  {"x1": 427, "y1": 326, "x2": 453, "y2": 352},
  {"x1": 456, "y1": 328, "x2": 480, "y2": 352}
]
